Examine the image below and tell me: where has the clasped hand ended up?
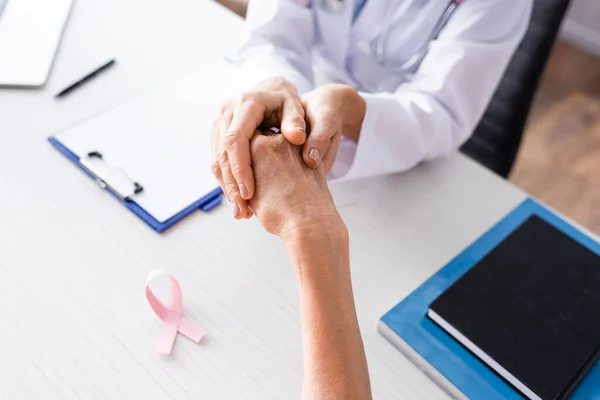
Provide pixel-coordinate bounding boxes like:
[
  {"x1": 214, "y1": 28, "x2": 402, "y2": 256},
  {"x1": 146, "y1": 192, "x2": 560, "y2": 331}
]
[
  {"x1": 246, "y1": 129, "x2": 342, "y2": 240},
  {"x1": 211, "y1": 77, "x2": 366, "y2": 220},
  {"x1": 212, "y1": 81, "x2": 371, "y2": 400}
]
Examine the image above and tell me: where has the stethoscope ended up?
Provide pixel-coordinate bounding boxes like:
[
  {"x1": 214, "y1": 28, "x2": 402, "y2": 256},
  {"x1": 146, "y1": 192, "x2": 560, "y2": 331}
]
[{"x1": 321, "y1": 0, "x2": 464, "y2": 73}]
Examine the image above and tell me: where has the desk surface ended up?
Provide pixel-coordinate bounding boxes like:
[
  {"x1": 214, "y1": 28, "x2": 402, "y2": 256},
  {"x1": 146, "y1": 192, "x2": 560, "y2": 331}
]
[{"x1": 0, "y1": 0, "x2": 527, "y2": 399}]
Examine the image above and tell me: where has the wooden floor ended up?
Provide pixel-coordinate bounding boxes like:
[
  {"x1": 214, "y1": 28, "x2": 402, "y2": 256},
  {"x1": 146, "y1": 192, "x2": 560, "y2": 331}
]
[
  {"x1": 215, "y1": 0, "x2": 600, "y2": 235},
  {"x1": 511, "y1": 42, "x2": 600, "y2": 236}
]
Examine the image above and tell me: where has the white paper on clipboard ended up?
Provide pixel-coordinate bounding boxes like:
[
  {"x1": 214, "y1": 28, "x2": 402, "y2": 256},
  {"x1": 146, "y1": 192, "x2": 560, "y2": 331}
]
[{"x1": 54, "y1": 60, "x2": 239, "y2": 223}]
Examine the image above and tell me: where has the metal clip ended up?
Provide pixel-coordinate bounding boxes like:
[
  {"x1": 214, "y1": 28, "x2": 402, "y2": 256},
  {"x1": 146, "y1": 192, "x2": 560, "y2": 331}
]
[{"x1": 80, "y1": 151, "x2": 144, "y2": 200}]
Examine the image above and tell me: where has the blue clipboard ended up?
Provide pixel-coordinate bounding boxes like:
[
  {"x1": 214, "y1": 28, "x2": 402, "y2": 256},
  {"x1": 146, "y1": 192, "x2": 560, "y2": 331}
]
[
  {"x1": 379, "y1": 198, "x2": 600, "y2": 399},
  {"x1": 46, "y1": 60, "x2": 239, "y2": 233},
  {"x1": 48, "y1": 137, "x2": 223, "y2": 233}
]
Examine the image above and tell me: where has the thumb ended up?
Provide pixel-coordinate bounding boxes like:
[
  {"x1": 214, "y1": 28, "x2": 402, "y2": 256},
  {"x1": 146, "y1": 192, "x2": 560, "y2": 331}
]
[
  {"x1": 302, "y1": 111, "x2": 338, "y2": 169},
  {"x1": 280, "y1": 95, "x2": 307, "y2": 145}
]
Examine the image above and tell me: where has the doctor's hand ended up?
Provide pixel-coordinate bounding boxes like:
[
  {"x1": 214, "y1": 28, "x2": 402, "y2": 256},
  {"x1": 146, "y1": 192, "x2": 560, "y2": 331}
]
[
  {"x1": 248, "y1": 129, "x2": 342, "y2": 240},
  {"x1": 212, "y1": 77, "x2": 307, "y2": 220},
  {"x1": 300, "y1": 84, "x2": 366, "y2": 172}
]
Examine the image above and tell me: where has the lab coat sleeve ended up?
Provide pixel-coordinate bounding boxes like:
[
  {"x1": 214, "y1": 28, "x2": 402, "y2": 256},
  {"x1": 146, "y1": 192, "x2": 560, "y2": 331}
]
[
  {"x1": 332, "y1": 0, "x2": 533, "y2": 181},
  {"x1": 233, "y1": 0, "x2": 315, "y2": 95}
]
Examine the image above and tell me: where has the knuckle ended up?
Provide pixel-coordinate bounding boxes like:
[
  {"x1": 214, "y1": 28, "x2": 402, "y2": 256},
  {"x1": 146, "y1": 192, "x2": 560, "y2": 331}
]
[
  {"x1": 225, "y1": 182, "x2": 240, "y2": 199},
  {"x1": 223, "y1": 127, "x2": 238, "y2": 140},
  {"x1": 289, "y1": 115, "x2": 305, "y2": 127},
  {"x1": 224, "y1": 128, "x2": 240, "y2": 139},
  {"x1": 285, "y1": 91, "x2": 301, "y2": 102},
  {"x1": 269, "y1": 76, "x2": 291, "y2": 90},
  {"x1": 263, "y1": 77, "x2": 295, "y2": 94},
  {"x1": 230, "y1": 163, "x2": 248, "y2": 178},
  {"x1": 210, "y1": 161, "x2": 221, "y2": 176},
  {"x1": 217, "y1": 150, "x2": 229, "y2": 165},
  {"x1": 222, "y1": 134, "x2": 239, "y2": 153},
  {"x1": 238, "y1": 91, "x2": 256, "y2": 104},
  {"x1": 242, "y1": 98, "x2": 259, "y2": 111},
  {"x1": 271, "y1": 76, "x2": 287, "y2": 85}
]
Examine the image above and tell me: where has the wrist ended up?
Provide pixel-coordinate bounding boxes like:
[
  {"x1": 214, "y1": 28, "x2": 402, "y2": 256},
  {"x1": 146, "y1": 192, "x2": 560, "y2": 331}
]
[
  {"x1": 280, "y1": 208, "x2": 346, "y2": 246},
  {"x1": 282, "y1": 216, "x2": 348, "y2": 248},
  {"x1": 260, "y1": 76, "x2": 298, "y2": 95},
  {"x1": 282, "y1": 215, "x2": 350, "y2": 285}
]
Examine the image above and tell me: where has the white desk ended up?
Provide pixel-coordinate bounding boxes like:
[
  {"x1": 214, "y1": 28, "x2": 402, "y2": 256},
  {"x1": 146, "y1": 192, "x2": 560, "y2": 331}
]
[{"x1": 0, "y1": 0, "x2": 527, "y2": 399}]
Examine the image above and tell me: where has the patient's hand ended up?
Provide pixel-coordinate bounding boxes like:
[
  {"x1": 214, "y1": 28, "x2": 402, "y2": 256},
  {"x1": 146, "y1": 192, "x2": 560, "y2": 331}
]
[
  {"x1": 249, "y1": 129, "x2": 342, "y2": 239},
  {"x1": 249, "y1": 130, "x2": 371, "y2": 400}
]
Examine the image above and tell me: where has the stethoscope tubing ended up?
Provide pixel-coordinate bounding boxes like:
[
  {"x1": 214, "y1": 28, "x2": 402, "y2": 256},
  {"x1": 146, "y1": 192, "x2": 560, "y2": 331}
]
[{"x1": 321, "y1": 0, "x2": 464, "y2": 73}]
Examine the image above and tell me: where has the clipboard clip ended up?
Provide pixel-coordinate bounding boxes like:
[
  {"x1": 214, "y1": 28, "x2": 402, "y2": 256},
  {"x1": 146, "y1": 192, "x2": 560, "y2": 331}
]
[{"x1": 80, "y1": 151, "x2": 144, "y2": 200}]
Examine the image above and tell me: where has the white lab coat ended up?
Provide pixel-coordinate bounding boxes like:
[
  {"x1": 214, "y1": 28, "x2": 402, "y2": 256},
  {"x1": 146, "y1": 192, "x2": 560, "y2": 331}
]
[{"x1": 235, "y1": 0, "x2": 533, "y2": 181}]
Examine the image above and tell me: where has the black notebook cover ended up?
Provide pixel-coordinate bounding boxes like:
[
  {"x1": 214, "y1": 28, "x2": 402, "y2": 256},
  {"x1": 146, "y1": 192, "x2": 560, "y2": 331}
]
[{"x1": 429, "y1": 215, "x2": 600, "y2": 400}]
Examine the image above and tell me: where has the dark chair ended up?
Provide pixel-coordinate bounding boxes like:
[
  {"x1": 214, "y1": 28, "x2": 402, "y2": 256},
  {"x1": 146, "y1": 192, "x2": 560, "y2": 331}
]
[{"x1": 460, "y1": 0, "x2": 572, "y2": 178}]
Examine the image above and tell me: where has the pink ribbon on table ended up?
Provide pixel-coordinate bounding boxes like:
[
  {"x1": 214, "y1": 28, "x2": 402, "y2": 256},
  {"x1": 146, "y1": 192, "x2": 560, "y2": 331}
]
[{"x1": 146, "y1": 269, "x2": 206, "y2": 355}]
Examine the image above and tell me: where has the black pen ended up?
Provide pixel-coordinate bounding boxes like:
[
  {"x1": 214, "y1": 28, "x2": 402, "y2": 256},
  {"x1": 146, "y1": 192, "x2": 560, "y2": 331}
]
[{"x1": 55, "y1": 59, "x2": 116, "y2": 99}]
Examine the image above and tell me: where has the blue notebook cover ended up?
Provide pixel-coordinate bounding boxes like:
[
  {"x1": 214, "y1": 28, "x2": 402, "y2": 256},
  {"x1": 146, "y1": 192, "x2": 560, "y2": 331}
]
[
  {"x1": 48, "y1": 137, "x2": 223, "y2": 233},
  {"x1": 379, "y1": 198, "x2": 600, "y2": 399}
]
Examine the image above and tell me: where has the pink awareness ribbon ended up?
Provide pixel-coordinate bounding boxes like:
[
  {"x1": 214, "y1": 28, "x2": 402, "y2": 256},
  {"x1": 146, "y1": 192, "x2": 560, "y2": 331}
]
[{"x1": 146, "y1": 269, "x2": 206, "y2": 354}]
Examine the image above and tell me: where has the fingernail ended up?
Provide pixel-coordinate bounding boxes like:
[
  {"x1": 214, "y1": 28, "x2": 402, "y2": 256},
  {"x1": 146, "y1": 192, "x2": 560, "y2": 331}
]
[
  {"x1": 309, "y1": 148, "x2": 321, "y2": 166},
  {"x1": 239, "y1": 183, "x2": 249, "y2": 199},
  {"x1": 232, "y1": 202, "x2": 240, "y2": 218}
]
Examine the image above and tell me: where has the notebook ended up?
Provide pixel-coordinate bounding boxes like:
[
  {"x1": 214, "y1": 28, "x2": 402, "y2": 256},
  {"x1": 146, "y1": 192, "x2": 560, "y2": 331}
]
[
  {"x1": 429, "y1": 215, "x2": 600, "y2": 400},
  {"x1": 0, "y1": 0, "x2": 74, "y2": 86},
  {"x1": 379, "y1": 199, "x2": 600, "y2": 400},
  {"x1": 49, "y1": 60, "x2": 238, "y2": 232}
]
